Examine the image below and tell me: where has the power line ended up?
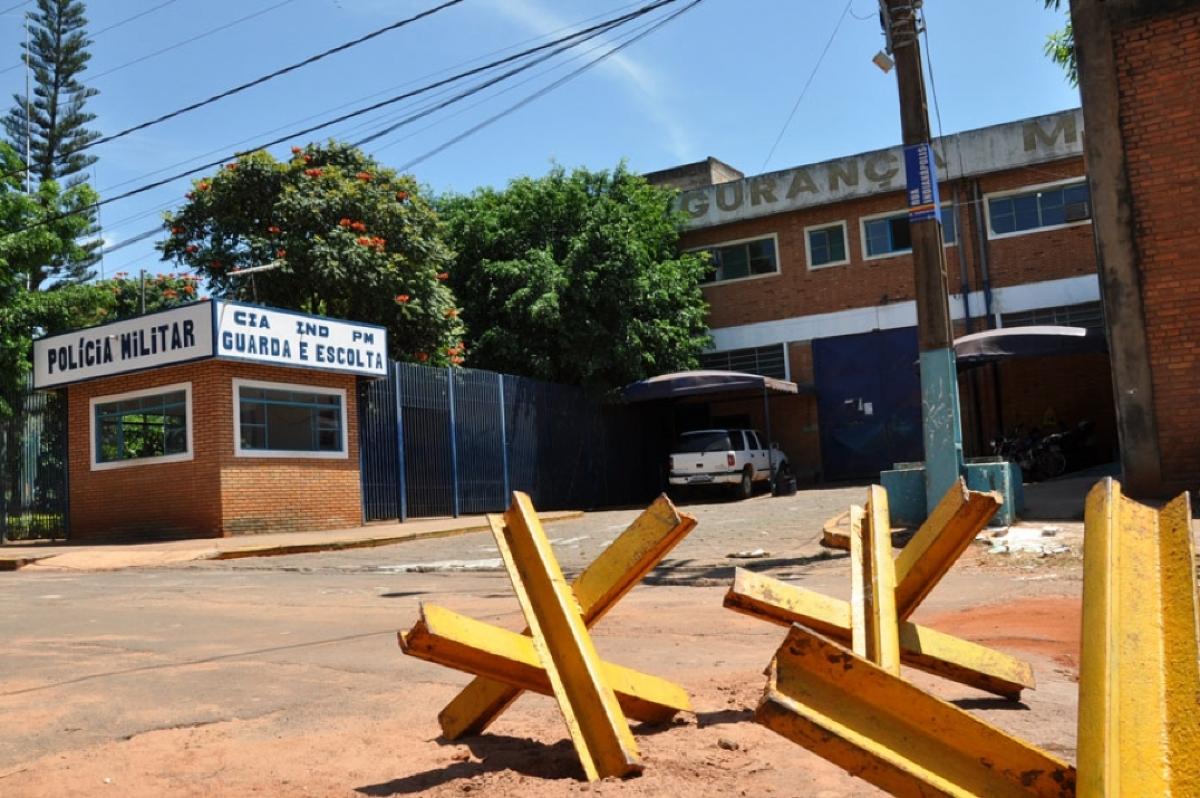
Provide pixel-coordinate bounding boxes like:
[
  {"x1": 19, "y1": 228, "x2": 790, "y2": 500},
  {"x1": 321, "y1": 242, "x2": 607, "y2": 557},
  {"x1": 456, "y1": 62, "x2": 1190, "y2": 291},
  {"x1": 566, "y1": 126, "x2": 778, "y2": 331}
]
[
  {"x1": 87, "y1": 0, "x2": 300, "y2": 81},
  {"x1": 397, "y1": 1, "x2": 703, "y2": 169},
  {"x1": 759, "y1": 0, "x2": 853, "y2": 172},
  {"x1": 352, "y1": 2, "x2": 667, "y2": 148},
  {"x1": 46, "y1": 0, "x2": 466, "y2": 172},
  {"x1": 0, "y1": 0, "x2": 182, "y2": 77},
  {"x1": 2, "y1": 0, "x2": 679, "y2": 243}
]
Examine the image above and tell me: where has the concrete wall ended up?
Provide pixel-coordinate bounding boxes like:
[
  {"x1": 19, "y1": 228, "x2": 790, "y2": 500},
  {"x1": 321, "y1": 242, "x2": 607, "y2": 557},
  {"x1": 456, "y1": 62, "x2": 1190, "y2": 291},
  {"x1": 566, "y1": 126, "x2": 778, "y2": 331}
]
[
  {"x1": 68, "y1": 360, "x2": 361, "y2": 539},
  {"x1": 677, "y1": 109, "x2": 1084, "y2": 229}
]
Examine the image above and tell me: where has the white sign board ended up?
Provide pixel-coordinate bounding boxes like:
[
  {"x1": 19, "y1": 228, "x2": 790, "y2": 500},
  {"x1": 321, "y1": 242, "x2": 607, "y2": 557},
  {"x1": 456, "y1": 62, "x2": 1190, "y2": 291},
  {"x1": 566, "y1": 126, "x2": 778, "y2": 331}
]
[
  {"x1": 33, "y1": 302, "x2": 215, "y2": 389},
  {"x1": 213, "y1": 301, "x2": 387, "y2": 377}
]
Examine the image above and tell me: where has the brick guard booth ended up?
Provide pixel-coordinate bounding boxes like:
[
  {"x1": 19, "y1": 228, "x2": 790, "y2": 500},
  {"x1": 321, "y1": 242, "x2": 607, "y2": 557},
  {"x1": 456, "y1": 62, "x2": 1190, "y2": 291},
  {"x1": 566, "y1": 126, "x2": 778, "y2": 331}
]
[{"x1": 32, "y1": 300, "x2": 387, "y2": 539}]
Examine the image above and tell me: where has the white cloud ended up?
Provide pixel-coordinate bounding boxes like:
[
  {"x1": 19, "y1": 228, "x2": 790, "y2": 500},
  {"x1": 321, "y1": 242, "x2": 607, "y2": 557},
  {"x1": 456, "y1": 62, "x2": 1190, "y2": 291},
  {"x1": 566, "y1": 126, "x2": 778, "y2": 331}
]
[{"x1": 482, "y1": 0, "x2": 692, "y2": 161}]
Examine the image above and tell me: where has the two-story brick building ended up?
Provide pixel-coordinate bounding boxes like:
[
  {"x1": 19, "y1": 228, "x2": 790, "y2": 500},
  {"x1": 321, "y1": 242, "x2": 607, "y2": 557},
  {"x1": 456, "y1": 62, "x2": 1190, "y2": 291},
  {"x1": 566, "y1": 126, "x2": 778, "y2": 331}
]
[{"x1": 647, "y1": 108, "x2": 1116, "y2": 483}]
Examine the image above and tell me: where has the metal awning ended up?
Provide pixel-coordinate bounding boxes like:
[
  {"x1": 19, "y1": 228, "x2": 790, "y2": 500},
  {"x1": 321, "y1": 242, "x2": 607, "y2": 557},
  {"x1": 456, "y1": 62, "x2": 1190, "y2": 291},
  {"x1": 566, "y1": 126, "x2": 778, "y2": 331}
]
[
  {"x1": 954, "y1": 325, "x2": 1108, "y2": 369},
  {"x1": 621, "y1": 370, "x2": 799, "y2": 403}
]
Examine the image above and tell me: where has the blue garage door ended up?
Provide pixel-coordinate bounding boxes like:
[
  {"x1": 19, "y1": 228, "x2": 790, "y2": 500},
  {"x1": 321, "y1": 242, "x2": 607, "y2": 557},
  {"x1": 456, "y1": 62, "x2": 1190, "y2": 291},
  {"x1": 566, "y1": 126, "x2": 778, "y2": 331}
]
[{"x1": 812, "y1": 327, "x2": 923, "y2": 481}]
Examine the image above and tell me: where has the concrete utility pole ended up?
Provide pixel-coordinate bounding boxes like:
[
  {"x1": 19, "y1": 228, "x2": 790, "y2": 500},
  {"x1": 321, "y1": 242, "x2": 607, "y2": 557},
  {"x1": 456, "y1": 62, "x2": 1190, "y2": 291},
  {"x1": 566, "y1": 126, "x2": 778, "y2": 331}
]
[{"x1": 882, "y1": 0, "x2": 964, "y2": 513}]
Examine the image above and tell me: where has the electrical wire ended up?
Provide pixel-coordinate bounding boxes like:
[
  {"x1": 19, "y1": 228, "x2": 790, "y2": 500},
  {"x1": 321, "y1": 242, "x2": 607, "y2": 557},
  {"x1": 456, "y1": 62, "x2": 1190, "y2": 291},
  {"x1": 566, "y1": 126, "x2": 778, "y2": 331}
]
[
  {"x1": 397, "y1": 1, "x2": 703, "y2": 170},
  {"x1": 352, "y1": 2, "x2": 670, "y2": 148},
  {"x1": 0, "y1": 0, "x2": 680, "y2": 244},
  {"x1": 63, "y1": 0, "x2": 466, "y2": 167},
  {"x1": 0, "y1": 0, "x2": 183, "y2": 78},
  {"x1": 87, "y1": 0, "x2": 300, "y2": 81},
  {"x1": 91, "y1": 4, "x2": 655, "y2": 260},
  {"x1": 759, "y1": 0, "x2": 853, "y2": 172}
]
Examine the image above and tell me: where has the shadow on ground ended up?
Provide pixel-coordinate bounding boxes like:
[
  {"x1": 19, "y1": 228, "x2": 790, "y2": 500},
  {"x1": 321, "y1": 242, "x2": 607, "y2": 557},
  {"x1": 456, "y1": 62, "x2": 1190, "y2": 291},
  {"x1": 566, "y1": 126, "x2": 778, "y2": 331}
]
[{"x1": 356, "y1": 736, "x2": 581, "y2": 795}]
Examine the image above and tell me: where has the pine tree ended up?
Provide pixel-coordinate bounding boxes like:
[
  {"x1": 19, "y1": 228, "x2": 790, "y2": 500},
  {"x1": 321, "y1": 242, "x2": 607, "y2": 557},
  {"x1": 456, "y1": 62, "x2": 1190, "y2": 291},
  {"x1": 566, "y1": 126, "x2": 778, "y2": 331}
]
[{"x1": 4, "y1": 0, "x2": 100, "y2": 288}]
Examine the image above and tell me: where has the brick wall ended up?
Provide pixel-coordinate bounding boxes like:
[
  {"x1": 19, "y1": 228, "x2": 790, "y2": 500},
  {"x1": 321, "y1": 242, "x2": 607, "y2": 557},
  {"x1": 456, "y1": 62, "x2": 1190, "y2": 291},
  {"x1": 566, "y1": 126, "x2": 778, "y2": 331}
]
[
  {"x1": 1114, "y1": 7, "x2": 1200, "y2": 488},
  {"x1": 213, "y1": 361, "x2": 361, "y2": 534},
  {"x1": 680, "y1": 157, "x2": 1090, "y2": 332},
  {"x1": 68, "y1": 360, "x2": 361, "y2": 539}
]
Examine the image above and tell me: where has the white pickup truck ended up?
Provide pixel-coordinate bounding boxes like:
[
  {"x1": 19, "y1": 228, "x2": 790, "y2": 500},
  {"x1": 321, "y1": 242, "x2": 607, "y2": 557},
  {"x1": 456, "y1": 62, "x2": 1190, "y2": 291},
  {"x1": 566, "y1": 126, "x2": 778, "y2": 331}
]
[{"x1": 668, "y1": 428, "x2": 789, "y2": 500}]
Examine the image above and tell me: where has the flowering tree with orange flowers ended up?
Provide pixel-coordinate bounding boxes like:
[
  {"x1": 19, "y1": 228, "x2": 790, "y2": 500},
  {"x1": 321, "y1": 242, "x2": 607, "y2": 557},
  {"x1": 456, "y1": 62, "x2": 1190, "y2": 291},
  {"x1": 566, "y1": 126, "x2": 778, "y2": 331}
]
[{"x1": 158, "y1": 141, "x2": 463, "y2": 365}]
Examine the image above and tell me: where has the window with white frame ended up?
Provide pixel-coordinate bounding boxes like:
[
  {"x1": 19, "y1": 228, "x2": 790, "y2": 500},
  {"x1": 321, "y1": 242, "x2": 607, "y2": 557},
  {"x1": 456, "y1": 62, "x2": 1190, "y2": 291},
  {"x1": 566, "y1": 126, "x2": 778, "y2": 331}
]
[
  {"x1": 91, "y1": 383, "x2": 192, "y2": 469},
  {"x1": 698, "y1": 235, "x2": 778, "y2": 284},
  {"x1": 987, "y1": 180, "x2": 1090, "y2": 237},
  {"x1": 862, "y1": 207, "x2": 957, "y2": 258},
  {"x1": 805, "y1": 222, "x2": 848, "y2": 268},
  {"x1": 234, "y1": 379, "x2": 346, "y2": 458}
]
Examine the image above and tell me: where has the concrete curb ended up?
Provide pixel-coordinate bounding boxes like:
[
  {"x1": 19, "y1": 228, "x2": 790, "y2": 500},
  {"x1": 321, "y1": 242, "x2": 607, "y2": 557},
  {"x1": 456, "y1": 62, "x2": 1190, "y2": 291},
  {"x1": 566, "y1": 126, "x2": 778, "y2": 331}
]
[{"x1": 1, "y1": 511, "x2": 585, "y2": 572}]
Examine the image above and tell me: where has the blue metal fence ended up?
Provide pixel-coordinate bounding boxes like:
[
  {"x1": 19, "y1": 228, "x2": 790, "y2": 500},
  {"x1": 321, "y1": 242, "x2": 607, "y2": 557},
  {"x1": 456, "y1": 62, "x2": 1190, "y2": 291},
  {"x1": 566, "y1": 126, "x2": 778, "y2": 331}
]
[
  {"x1": 359, "y1": 361, "x2": 663, "y2": 521},
  {"x1": 1, "y1": 384, "x2": 69, "y2": 541}
]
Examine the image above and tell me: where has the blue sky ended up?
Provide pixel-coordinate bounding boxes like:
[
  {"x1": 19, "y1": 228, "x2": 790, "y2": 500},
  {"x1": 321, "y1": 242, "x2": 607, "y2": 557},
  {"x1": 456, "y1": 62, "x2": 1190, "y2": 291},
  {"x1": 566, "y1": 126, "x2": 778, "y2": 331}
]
[{"x1": 0, "y1": 0, "x2": 1076, "y2": 279}]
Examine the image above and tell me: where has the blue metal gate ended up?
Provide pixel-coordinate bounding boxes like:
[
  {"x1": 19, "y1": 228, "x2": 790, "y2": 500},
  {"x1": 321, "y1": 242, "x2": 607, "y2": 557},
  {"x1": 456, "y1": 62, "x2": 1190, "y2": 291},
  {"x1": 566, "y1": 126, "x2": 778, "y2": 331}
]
[
  {"x1": 359, "y1": 361, "x2": 661, "y2": 521},
  {"x1": 812, "y1": 327, "x2": 923, "y2": 481}
]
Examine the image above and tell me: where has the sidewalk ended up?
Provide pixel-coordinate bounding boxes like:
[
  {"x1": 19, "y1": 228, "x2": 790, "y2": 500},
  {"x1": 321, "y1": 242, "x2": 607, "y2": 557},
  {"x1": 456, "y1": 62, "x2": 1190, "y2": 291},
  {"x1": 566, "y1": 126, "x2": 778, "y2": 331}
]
[{"x1": 0, "y1": 510, "x2": 583, "y2": 572}]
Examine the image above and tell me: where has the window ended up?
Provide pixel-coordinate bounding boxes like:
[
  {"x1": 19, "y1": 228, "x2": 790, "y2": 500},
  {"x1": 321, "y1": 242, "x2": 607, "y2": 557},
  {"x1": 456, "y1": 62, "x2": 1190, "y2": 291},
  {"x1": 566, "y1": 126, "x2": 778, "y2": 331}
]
[
  {"x1": 699, "y1": 343, "x2": 788, "y2": 380},
  {"x1": 91, "y1": 383, "x2": 192, "y2": 470},
  {"x1": 699, "y1": 236, "x2": 778, "y2": 284},
  {"x1": 862, "y1": 207, "x2": 957, "y2": 258},
  {"x1": 1001, "y1": 301, "x2": 1104, "y2": 331},
  {"x1": 805, "y1": 222, "x2": 848, "y2": 268},
  {"x1": 234, "y1": 379, "x2": 347, "y2": 458},
  {"x1": 730, "y1": 431, "x2": 746, "y2": 451},
  {"x1": 987, "y1": 180, "x2": 1090, "y2": 237}
]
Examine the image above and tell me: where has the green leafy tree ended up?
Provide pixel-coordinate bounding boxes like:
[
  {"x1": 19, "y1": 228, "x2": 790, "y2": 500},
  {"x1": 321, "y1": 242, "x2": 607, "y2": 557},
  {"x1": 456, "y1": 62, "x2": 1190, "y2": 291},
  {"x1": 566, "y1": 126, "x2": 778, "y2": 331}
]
[
  {"x1": 0, "y1": 139, "x2": 98, "y2": 405},
  {"x1": 4, "y1": 0, "x2": 102, "y2": 287},
  {"x1": 438, "y1": 163, "x2": 711, "y2": 391},
  {"x1": 159, "y1": 142, "x2": 463, "y2": 365},
  {"x1": 1042, "y1": 0, "x2": 1077, "y2": 85}
]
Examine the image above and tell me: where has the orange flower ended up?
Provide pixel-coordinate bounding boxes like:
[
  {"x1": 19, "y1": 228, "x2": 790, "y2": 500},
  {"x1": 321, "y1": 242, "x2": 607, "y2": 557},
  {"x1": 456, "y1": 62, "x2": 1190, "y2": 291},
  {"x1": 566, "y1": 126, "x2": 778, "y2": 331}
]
[
  {"x1": 356, "y1": 171, "x2": 372, "y2": 182},
  {"x1": 225, "y1": 163, "x2": 238, "y2": 171},
  {"x1": 267, "y1": 225, "x2": 281, "y2": 235},
  {"x1": 171, "y1": 225, "x2": 185, "y2": 235},
  {"x1": 396, "y1": 191, "x2": 409, "y2": 202},
  {"x1": 303, "y1": 154, "x2": 313, "y2": 164},
  {"x1": 304, "y1": 168, "x2": 322, "y2": 177},
  {"x1": 291, "y1": 146, "x2": 303, "y2": 154},
  {"x1": 183, "y1": 284, "x2": 196, "y2": 295},
  {"x1": 415, "y1": 352, "x2": 429, "y2": 363},
  {"x1": 394, "y1": 294, "x2": 410, "y2": 304},
  {"x1": 444, "y1": 307, "x2": 458, "y2": 318},
  {"x1": 350, "y1": 221, "x2": 367, "y2": 232},
  {"x1": 356, "y1": 236, "x2": 372, "y2": 246},
  {"x1": 197, "y1": 181, "x2": 210, "y2": 192},
  {"x1": 162, "y1": 288, "x2": 178, "y2": 299},
  {"x1": 185, "y1": 244, "x2": 198, "y2": 254},
  {"x1": 436, "y1": 271, "x2": 449, "y2": 281},
  {"x1": 338, "y1": 218, "x2": 352, "y2": 228},
  {"x1": 276, "y1": 249, "x2": 287, "y2": 259},
  {"x1": 451, "y1": 355, "x2": 464, "y2": 365}
]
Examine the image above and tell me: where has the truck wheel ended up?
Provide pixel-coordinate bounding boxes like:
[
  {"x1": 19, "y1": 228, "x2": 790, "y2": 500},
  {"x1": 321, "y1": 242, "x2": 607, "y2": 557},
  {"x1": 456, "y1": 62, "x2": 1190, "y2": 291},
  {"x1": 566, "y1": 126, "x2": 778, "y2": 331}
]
[{"x1": 735, "y1": 467, "x2": 753, "y2": 500}]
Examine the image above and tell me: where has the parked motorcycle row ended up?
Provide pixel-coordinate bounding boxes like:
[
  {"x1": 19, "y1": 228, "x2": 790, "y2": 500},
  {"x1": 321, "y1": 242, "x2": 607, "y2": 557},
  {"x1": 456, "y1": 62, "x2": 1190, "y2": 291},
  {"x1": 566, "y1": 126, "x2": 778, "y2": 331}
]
[{"x1": 990, "y1": 420, "x2": 1097, "y2": 482}]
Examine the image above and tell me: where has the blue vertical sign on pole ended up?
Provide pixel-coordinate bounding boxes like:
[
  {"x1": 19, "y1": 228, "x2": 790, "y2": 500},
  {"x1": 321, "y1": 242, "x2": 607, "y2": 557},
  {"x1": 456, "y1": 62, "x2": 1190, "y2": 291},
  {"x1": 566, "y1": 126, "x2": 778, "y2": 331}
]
[{"x1": 904, "y1": 143, "x2": 942, "y2": 223}]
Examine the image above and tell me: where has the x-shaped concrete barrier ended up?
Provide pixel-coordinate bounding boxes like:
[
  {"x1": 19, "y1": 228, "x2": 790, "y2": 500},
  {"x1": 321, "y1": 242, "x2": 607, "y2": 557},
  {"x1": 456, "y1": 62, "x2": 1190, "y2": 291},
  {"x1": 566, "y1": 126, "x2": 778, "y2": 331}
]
[
  {"x1": 725, "y1": 478, "x2": 1036, "y2": 699},
  {"x1": 400, "y1": 492, "x2": 696, "y2": 781}
]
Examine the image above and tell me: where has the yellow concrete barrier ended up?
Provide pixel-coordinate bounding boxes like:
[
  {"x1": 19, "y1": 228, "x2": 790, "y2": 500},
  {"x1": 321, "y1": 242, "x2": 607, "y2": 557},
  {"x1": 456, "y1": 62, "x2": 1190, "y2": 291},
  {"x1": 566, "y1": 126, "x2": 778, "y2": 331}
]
[
  {"x1": 401, "y1": 604, "x2": 690, "y2": 724},
  {"x1": 400, "y1": 492, "x2": 696, "y2": 782},
  {"x1": 1076, "y1": 479, "x2": 1200, "y2": 796},
  {"x1": 894, "y1": 480, "x2": 1000, "y2": 620},
  {"x1": 437, "y1": 494, "x2": 695, "y2": 739},
  {"x1": 757, "y1": 624, "x2": 1075, "y2": 797},
  {"x1": 724, "y1": 568, "x2": 1036, "y2": 699}
]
